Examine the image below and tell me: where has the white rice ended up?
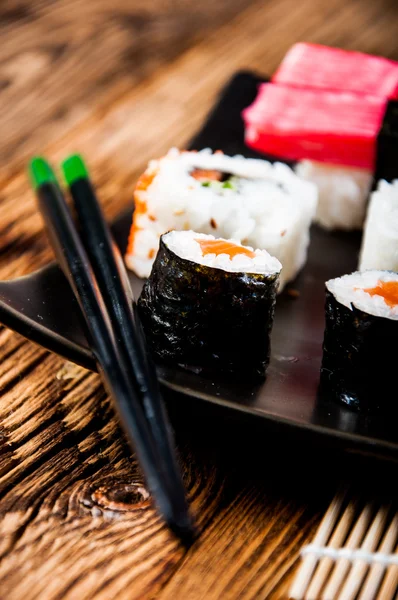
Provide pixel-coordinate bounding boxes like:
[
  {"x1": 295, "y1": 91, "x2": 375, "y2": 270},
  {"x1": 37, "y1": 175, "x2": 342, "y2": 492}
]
[
  {"x1": 163, "y1": 230, "x2": 282, "y2": 275},
  {"x1": 326, "y1": 270, "x2": 398, "y2": 319},
  {"x1": 359, "y1": 179, "x2": 398, "y2": 271},
  {"x1": 296, "y1": 160, "x2": 372, "y2": 230},
  {"x1": 126, "y1": 148, "x2": 317, "y2": 290}
]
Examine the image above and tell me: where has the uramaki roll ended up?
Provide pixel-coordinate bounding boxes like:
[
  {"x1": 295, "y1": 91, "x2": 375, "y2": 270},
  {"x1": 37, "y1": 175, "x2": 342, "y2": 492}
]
[{"x1": 125, "y1": 148, "x2": 316, "y2": 290}]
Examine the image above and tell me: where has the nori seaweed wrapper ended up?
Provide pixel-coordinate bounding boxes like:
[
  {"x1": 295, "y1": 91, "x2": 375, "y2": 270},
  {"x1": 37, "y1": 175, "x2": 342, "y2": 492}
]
[
  {"x1": 138, "y1": 237, "x2": 280, "y2": 378},
  {"x1": 374, "y1": 99, "x2": 398, "y2": 186},
  {"x1": 320, "y1": 289, "x2": 398, "y2": 412}
]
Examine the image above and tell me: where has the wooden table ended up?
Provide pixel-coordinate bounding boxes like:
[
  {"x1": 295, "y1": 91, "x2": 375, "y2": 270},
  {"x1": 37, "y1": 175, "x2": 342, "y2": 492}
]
[{"x1": 0, "y1": 1, "x2": 397, "y2": 598}]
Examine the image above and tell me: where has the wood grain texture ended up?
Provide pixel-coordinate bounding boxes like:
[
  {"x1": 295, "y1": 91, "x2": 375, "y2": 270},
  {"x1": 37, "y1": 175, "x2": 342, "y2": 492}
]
[{"x1": 0, "y1": 0, "x2": 398, "y2": 598}]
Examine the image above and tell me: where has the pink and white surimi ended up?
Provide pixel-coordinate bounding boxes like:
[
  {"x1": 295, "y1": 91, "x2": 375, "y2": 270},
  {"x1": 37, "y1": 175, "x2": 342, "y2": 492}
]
[
  {"x1": 243, "y1": 43, "x2": 398, "y2": 230},
  {"x1": 273, "y1": 43, "x2": 398, "y2": 98},
  {"x1": 243, "y1": 83, "x2": 381, "y2": 230}
]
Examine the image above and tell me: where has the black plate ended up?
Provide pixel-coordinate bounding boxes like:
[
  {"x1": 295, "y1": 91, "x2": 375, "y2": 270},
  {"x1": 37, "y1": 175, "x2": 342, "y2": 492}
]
[{"x1": 1, "y1": 72, "x2": 397, "y2": 459}]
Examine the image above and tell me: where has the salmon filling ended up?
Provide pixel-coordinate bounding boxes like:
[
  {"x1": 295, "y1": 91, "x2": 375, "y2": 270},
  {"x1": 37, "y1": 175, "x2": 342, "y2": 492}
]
[
  {"x1": 362, "y1": 280, "x2": 398, "y2": 308},
  {"x1": 196, "y1": 239, "x2": 256, "y2": 259},
  {"x1": 190, "y1": 169, "x2": 224, "y2": 182}
]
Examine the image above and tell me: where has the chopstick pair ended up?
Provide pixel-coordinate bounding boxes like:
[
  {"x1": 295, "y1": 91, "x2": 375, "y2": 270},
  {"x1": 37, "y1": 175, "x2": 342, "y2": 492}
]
[{"x1": 29, "y1": 155, "x2": 194, "y2": 543}]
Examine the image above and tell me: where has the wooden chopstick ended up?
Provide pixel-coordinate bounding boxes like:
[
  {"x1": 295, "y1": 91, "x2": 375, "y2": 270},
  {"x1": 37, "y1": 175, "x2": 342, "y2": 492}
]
[
  {"x1": 29, "y1": 157, "x2": 194, "y2": 543},
  {"x1": 61, "y1": 154, "x2": 191, "y2": 534}
]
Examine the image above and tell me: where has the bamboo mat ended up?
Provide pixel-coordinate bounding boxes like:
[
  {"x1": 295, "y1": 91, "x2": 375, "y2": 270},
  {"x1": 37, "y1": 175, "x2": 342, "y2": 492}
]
[{"x1": 290, "y1": 483, "x2": 398, "y2": 599}]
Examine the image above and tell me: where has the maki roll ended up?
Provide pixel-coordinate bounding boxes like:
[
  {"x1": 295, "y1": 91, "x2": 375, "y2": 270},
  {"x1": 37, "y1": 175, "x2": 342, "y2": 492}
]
[
  {"x1": 138, "y1": 230, "x2": 282, "y2": 379},
  {"x1": 125, "y1": 148, "x2": 317, "y2": 290},
  {"x1": 359, "y1": 180, "x2": 398, "y2": 272},
  {"x1": 320, "y1": 270, "x2": 398, "y2": 412}
]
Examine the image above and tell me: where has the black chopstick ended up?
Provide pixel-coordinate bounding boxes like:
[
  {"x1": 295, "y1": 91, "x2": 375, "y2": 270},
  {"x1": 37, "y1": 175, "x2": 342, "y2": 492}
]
[
  {"x1": 60, "y1": 153, "x2": 192, "y2": 531},
  {"x1": 29, "y1": 157, "x2": 194, "y2": 543}
]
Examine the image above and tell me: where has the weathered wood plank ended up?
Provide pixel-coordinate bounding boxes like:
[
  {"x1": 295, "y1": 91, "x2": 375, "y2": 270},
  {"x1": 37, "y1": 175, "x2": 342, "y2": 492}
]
[
  {"x1": 0, "y1": 337, "x2": 226, "y2": 599},
  {"x1": 0, "y1": 0, "x2": 260, "y2": 170}
]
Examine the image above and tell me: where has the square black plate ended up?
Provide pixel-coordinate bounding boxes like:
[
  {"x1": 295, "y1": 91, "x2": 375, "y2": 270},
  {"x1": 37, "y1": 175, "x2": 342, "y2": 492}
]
[{"x1": 1, "y1": 72, "x2": 397, "y2": 459}]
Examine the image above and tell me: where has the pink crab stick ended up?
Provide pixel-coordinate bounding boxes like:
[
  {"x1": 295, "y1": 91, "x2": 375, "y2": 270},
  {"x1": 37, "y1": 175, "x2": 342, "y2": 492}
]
[
  {"x1": 242, "y1": 83, "x2": 388, "y2": 170},
  {"x1": 272, "y1": 43, "x2": 398, "y2": 99}
]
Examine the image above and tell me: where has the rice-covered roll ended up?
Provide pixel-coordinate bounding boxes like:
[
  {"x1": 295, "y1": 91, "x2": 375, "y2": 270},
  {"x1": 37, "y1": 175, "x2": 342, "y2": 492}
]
[
  {"x1": 138, "y1": 231, "x2": 282, "y2": 378},
  {"x1": 296, "y1": 161, "x2": 372, "y2": 230},
  {"x1": 125, "y1": 148, "x2": 317, "y2": 290},
  {"x1": 359, "y1": 180, "x2": 398, "y2": 271},
  {"x1": 320, "y1": 270, "x2": 398, "y2": 412}
]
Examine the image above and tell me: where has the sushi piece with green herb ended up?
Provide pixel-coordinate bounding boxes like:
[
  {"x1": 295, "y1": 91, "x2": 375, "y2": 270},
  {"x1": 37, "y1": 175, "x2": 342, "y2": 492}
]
[
  {"x1": 138, "y1": 230, "x2": 282, "y2": 379},
  {"x1": 320, "y1": 270, "x2": 398, "y2": 412},
  {"x1": 125, "y1": 148, "x2": 317, "y2": 290}
]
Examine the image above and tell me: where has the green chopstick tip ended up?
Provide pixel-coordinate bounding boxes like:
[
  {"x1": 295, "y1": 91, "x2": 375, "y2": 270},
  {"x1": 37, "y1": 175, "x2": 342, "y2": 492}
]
[
  {"x1": 62, "y1": 154, "x2": 89, "y2": 186},
  {"x1": 29, "y1": 157, "x2": 57, "y2": 190}
]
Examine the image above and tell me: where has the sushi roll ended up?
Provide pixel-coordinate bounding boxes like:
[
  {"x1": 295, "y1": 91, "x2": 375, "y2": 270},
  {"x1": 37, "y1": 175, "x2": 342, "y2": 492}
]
[
  {"x1": 138, "y1": 230, "x2": 282, "y2": 378},
  {"x1": 359, "y1": 180, "x2": 398, "y2": 272},
  {"x1": 243, "y1": 83, "x2": 384, "y2": 230},
  {"x1": 320, "y1": 270, "x2": 398, "y2": 412},
  {"x1": 125, "y1": 148, "x2": 317, "y2": 290}
]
